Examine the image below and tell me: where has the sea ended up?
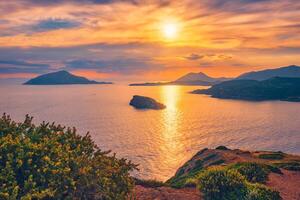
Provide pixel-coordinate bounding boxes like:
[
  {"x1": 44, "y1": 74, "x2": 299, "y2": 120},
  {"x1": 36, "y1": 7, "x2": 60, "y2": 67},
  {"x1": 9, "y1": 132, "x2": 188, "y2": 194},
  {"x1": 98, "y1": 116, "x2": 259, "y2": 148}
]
[{"x1": 1, "y1": 83, "x2": 300, "y2": 181}]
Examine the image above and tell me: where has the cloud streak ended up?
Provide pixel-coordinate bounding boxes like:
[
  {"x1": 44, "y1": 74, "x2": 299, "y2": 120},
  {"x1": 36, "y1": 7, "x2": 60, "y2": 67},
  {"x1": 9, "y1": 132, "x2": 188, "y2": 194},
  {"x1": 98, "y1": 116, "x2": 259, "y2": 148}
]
[
  {"x1": 0, "y1": 0, "x2": 299, "y2": 79},
  {"x1": 0, "y1": 60, "x2": 50, "y2": 73},
  {"x1": 33, "y1": 18, "x2": 80, "y2": 32}
]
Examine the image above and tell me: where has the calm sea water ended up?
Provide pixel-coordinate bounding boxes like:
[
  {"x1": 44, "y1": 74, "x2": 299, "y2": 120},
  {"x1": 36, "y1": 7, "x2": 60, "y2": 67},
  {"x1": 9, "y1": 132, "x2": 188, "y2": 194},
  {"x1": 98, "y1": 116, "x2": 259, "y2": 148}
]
[{"x1": 1, "y1": 83, "x2": 300, "y2": 181}]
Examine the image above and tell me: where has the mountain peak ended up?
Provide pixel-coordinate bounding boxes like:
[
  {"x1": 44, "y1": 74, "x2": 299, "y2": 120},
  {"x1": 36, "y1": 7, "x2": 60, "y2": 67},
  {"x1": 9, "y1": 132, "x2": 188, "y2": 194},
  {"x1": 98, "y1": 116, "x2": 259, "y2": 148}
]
[
  {"x1": 55, "y1": 70, "x2": 70, "y2": 74},
  {"x1": 285, "y1": 65, "x2": 299, "y2": 69},
  {"x1": 175, "y1": 72, "x2": 230, "y2": 83}
]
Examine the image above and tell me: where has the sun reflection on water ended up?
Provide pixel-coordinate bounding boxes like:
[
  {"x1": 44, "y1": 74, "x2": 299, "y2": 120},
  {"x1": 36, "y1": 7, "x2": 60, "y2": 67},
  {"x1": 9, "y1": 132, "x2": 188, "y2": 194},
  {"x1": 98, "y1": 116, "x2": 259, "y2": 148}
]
[{"x1": 158, "y1": 86, "x2": 186, "y2": 179}]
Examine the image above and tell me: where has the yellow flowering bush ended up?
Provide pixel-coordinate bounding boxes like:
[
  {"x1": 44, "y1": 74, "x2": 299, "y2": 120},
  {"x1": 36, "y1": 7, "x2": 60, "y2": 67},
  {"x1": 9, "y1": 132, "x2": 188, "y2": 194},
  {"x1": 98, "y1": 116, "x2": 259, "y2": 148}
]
[{"x1": 0, "y1": 114, "x2": 137, "y2": 200}]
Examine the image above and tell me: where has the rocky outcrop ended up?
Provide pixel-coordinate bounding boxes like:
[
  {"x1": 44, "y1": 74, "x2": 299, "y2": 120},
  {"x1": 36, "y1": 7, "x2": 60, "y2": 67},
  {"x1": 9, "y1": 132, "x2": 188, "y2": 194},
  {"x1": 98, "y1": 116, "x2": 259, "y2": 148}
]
[
  {"x1": 129, "y1": 95, "x2": 166, "y2": 110},
  {"x1": 133, "y1": 147, "x2": 300, "y2": 200}
]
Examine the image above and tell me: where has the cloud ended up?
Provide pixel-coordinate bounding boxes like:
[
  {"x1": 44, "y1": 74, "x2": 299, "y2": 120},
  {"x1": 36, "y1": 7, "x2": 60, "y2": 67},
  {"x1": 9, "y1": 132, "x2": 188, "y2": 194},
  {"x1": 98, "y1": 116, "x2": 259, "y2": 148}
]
[
  {"x1": 184, "y1": 53, "x2": 204, "y2": 60},
  {"x1": 17, "y1": 0, "x2": 140, "y2": 6},
  {"x1": 184, "y1": 53, "x2": 232, "y2": 61},
  {"x1": 0, "y1": 60, "x2": 49, "y2": 67},
  {"x1": 0, "y1": 60, "x2": 51, "y2": 73},
  {"x1": 0, "y1": 18, "x2": 80, "y2": 36},
  {"x1": 33, "y1": 19, "x2": 80, "y2": 32},
  {"x1": 64, "y1": 57, "x2": 161, "y2": 74},
  {"x1": 0, "y1": 0, "x2": 299, "y2": 79}
]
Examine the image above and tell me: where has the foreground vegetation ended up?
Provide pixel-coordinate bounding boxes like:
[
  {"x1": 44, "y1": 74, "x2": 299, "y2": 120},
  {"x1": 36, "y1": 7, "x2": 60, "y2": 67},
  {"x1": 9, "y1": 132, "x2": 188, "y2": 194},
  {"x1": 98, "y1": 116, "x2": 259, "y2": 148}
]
[
  {"x1": 0, "y1": 114, "x2": 136, "y2": 200},
  {"x1": 197, "y1": 166, "x2": 281, "y2": 200},
  {"x1": 2, "y1": 115, "x2": 299, "y2": 199},
  {"x1": 165, "y1": 146, "x2": 300, "y2": 200}
]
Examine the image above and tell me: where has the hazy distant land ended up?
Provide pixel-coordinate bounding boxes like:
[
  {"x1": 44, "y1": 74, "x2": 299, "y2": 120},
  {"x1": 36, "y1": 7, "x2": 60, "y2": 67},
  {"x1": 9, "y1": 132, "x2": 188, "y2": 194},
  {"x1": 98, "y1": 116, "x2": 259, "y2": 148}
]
[
  {"x1": 191, "y1": 65, "x2": 300, "y2": 102},
  {"x1": 24, "y1": 70, "x2": 113, "y2": 85},
  {"x1": 192, "y1": 77, "x2": 300, "y2": 102},
  {"x1": 129, "y1": 72, "x2": 231, "y2": 86},
  {"x1": 130, "y1": 65, "x2": 300, "y2": 87}
]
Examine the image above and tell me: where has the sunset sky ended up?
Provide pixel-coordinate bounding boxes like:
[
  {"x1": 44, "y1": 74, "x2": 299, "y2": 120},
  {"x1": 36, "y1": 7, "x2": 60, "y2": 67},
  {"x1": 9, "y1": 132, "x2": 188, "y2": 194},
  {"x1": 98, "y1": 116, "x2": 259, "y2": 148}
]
[{"x1": 0, "y1": 0, "x2": 299, "y2": 81}]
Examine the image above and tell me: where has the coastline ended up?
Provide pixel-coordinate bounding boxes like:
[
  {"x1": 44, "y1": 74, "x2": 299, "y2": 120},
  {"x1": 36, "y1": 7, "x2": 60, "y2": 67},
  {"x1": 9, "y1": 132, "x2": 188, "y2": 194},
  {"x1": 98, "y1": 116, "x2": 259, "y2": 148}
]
[{"x1": 133, "y1": 147, "x2": 300, "y2": 200}]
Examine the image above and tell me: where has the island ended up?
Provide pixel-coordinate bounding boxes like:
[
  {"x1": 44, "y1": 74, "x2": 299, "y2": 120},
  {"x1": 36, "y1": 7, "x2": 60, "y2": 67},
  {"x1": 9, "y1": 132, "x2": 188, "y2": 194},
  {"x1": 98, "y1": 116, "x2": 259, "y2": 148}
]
[
  {"x1": 24, "y1": 70, "x2": 113, "y2": 85},
  {"x1": 129, "y1": 72, "x2": 231, "y2": 86},
  {"x1": 129, "y1": 82, "x2": 169, "y2": 86},
  {"x1": 129, "y1": 95, "x2": 166, "y2": 110},
  {"x1": 130, "y1": 65, "x2": 300, "y2": 87},
  {"x1": 237, "y1": 65, "x2": 300, "y2": 81},
  {"x1": 191, "y1": 77, "x2": 300, "y2": 102}
]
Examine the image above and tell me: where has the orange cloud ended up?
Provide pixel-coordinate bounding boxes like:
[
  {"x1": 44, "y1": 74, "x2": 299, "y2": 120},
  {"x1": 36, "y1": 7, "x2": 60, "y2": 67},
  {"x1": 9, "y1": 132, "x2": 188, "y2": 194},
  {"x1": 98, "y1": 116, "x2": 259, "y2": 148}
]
[{"x1": 0, "y1": 0, "x2": 299, "y2": 80}]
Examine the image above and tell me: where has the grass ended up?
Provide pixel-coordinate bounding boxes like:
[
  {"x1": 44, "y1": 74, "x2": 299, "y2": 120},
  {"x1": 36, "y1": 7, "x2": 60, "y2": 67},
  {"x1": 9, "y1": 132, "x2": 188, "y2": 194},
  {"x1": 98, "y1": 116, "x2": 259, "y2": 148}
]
[
  {"x1": 208, "y1": 159, "x2": 225, "y2": 166},
  {"x1": 273, "y1": 162, "x2": 300, "y2": 171},
  {"x1": 228, "y1": 162, "x2": 282, "y2": 183},
  {"x1": 167, "y1": 158, "x2": 206, "y2": 188},
  {"x1": 168, "y1": 152, "x2": 227, "y2": 188},
  {"x1": 134, "y1": 178, "x2": 166, "y2": 188},
  {"x1": 228, "y1": 162, "x2": 270, "y2": 183},
  {"x1": 202, "y1": 154, "x2": 217, "y2": 161},
  {"x1": 258, "y1": 152, "x2": 285, "y2": 160}
]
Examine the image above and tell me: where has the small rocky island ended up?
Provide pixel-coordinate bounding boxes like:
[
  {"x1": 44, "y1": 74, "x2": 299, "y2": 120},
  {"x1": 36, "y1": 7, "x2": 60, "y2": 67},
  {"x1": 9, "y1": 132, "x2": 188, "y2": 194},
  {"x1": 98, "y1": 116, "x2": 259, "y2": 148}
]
[
  {"x1": 24, "y1": 70, "x2": 113, "y2": 85},
  {"x1": 129, "y1": 95, "x2": 166, "y2": 110}
]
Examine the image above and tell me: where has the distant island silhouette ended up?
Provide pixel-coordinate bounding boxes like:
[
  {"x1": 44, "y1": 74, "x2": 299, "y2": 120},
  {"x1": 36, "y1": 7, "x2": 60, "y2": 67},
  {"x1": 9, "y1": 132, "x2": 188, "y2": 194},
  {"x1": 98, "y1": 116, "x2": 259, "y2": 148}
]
[
  {"x1": 24, "y1": 70, "x2": 113, "y2": 85},
  {"x1": 192, "y1": 77, "x2": 300, "y2": 102},
  {"x1": 190, "y1": 65, "x2": 300, "y2": 102},
  {"x1": 129, "y1": 72, "x2": 231, "y2": 86},
  {"x1": 130, "y1": 65, "x2": 300, "y2": 87},
  {"x1": 237, "y1": 65, "x2": 300, "y2": 80}
]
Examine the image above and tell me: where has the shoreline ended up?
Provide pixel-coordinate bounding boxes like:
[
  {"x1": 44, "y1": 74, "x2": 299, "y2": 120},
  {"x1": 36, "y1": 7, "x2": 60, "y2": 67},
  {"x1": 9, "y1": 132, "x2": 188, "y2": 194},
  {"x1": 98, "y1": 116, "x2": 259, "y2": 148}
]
[{"x1": 133, "y1": 146, "x2": 300, "y2": 200}]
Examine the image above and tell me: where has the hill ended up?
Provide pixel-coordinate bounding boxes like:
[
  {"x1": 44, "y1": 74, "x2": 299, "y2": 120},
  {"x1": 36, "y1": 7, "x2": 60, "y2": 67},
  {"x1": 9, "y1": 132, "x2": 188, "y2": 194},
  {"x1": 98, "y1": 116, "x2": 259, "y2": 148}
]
[
  {"x1": 191, "y1": 77, "x2": 300, "y2": 102},
  {"x1": 174, "y1": 72, "x2": 230, "y2": 85},
  {"x1": 129, "y1": 72, "x2": 231, "y2": 86},
  {"x1": 134, "y1": 147, "x2": 300, "y2": 200},
  {"x1": 24, "y1": 70, "x2": 113, "y2": 85},
  {"x1": 237, "y1": 65, "x2": 300, "y2": 81}
]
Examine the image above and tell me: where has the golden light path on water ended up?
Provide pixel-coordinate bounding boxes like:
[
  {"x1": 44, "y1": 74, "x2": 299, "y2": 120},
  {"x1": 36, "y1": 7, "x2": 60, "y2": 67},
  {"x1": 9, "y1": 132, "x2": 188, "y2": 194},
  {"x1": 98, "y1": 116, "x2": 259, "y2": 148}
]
[
  {"x1": 1, "y1": 84, "x2": 300, "y2": 181},
  {"x1": 158, "y1": 86, "x2": 188, "y2": 175}
]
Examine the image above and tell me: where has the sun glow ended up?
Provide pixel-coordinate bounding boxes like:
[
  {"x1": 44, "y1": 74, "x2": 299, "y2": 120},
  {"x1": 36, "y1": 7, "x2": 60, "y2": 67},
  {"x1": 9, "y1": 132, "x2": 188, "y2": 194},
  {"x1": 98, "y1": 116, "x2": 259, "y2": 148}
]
[{"x1": 162, "y1": 22, "x2": 178, "y2": 40}]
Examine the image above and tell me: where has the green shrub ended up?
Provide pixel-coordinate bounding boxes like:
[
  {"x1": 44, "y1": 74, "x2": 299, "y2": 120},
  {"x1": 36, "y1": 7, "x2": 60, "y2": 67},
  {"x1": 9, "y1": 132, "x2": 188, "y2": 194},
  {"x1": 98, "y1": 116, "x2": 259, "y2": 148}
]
[
  {"x1": 208, "y1": 159, "x2": 225, "y2": 166},
  {"x1": 229, "y1": 163, "x2": 269, "y2": 183},
  {"x1": 273, "y1": 162, "x2": 300, "y2": 171},
  {"x1": 167, "y1": 159, "x2": 204, "y2": 188},
  {"x1": 167, "y1": 169, "x2": 201, "y2": 189},
  {"x1": 203, "y1": 154, "x2": 217, "y2": 161},
  {"x1": 196, "y1": 166, "x2": 282, "y2": 200},
  {"x1": 197, "y1": 167, "x2": 248, "y2": 200},
  {"x1": 134, "y1": 178, "x2": 166, "y2": 188},
  {"x1": 258, "y1": 153, "x2": 284, "y2": 160},
  {"x1": 193, "y1": 148, "x2": 208, "y2": 157},
  {"x1": 0, "y1": 114, "x2": 137, "y2": 200},
  {"x1": 266, "y1": 164, "x2": 282, "y2": 174},
  {"x1": 216, "y1": 146, "x2": 229, "y2": 150},
  {"x1": 246, "y1": 183, "x2": 282, "y2": 200}
]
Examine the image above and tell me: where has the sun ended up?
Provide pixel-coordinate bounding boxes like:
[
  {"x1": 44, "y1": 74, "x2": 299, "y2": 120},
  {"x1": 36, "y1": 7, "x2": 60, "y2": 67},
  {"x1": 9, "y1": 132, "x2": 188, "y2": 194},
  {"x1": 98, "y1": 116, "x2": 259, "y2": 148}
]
[{"x1": 162, "y1": 22, "x2": 178, "y2": 40}]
